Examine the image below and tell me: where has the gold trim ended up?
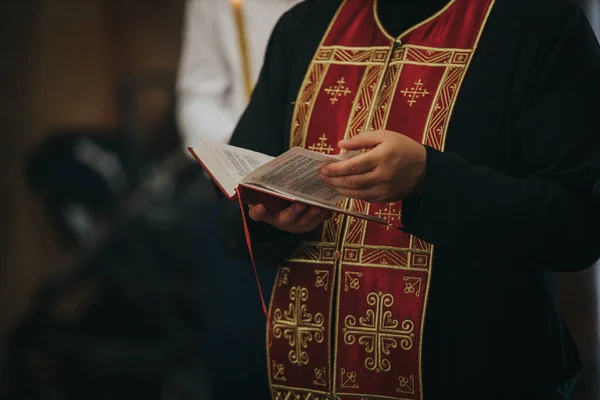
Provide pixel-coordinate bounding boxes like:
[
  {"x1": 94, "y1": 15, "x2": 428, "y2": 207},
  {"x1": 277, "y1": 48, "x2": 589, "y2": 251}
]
[
  {"x1": 320, "y1": 44, "x2": 473, "y2": 53},
  {"x1": 339, "y1": 393, "x2": 416, "y2": 400},
  {"x1": 414, "y1": 2, "x2": 498, "y2": 396},
  {"x1": 373, "y1": 0, "x2": 457, "y2": 41},
  {"x1": 266, "y1": 267, "x2": 280, "y2": 385},
  {"x1": 288, "y1": 0, "x2": 347, "y2": 149},
  {"x1": 423, "y1": 65, "x2": 449, "y2": 144},
  {"x1": 343, "y1": 262, "x2": 429, "y2": 272},
  {"x1": 312, "y1": 45, "x2": 472, "y2": 67},
  {"x1": 292, "y1": 64, "x2": 331, "y2": 149},
  {"x1": 380, "y1": 63, "x2": 404, "y2": 129},
  {"x1": 341, "y1": 67, "x2": 372, "y2": 145},
  {"x1": 271, "y1": 384, "x2": 332, "y2": 397},
  {"x1": 439, "y1": 0, "x2": 496, "y2": 151},
  {"x1": 313, "y1": 60, "x2": 469, "y2": 68}
]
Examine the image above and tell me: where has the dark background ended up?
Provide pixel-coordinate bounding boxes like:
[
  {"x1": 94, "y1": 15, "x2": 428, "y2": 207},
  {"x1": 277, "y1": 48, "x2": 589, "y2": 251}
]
[{"x1": 0, "y1": 0, "x2": 598, "y2": 398}]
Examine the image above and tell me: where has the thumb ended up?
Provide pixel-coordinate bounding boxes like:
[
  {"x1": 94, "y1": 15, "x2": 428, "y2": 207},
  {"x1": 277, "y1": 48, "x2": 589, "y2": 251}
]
[{"x1": 338, "y1": 131, "x2": 385, "y2": 150}]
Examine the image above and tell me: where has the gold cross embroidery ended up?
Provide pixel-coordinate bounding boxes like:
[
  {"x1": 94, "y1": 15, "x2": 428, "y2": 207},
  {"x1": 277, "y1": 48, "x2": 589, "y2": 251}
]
[
  {"x1": 400, "y1": 79, "x2": 430, "y2": 107},
  {"x1": 272, "y1": 287, "x2": 325, "y2": 366},
  {"x1": 374, "y1": 204, "x2": 401, "y2": 230},
  {"x1": 324, "y1": 77, "x2": 351, "y2": 105},
  {"x1": 343, "y1": 292, "x2": 415, "y2": 373},
  {"x1": 308, "y1": 134, "x2": 334, "y2": 154}
]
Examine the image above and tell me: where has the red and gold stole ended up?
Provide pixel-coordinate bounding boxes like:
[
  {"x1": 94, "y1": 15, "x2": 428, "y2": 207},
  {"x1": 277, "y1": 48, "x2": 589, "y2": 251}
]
[{"x1": 267, "y1": 1, "x2": 495, "y2": 399}]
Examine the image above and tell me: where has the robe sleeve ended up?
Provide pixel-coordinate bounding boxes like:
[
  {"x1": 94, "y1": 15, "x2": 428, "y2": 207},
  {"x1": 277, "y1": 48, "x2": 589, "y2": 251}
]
[
  {"x1": 176, "y1": 0, "x2": 238, "y2": 148},
  {"x1": 402, "y1": 6, "x2": 600, "y2": 272},
  {"x1": 218, "y1": 10, "x2": 308, "y2": 262}
]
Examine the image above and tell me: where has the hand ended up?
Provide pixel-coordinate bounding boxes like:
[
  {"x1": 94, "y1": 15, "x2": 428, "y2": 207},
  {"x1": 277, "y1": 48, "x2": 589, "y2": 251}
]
[
  {"x1": 319, "y1": 130, "x2": 427, "y2": 203},
  {"x1": 248, "y1": 203, "x2": 330, "y2": 234}
]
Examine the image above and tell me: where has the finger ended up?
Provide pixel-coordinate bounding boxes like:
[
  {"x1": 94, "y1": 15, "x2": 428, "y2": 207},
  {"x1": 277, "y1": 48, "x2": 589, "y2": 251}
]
[
  {"x1": 319, "y1": 169, "x2": 379, "y2": 190},
  {"x1": 338, "y1": 131, "x2": 385, "y2": 151},
  {"x1": 272, "y1": 202, "x2": 307, "y2": 228},
  {"x1": 248, "y1": 204, "x2": 267, "y2": 222},
  {"x1": 288, "y1": 208, "x2": 330, "y2": 233},
  {"x1": 320, "y1": 152, "x2": 378, "y2": 177},
  {"x1": 288, "y1": 206, "x2": 324, "y2": 231}
]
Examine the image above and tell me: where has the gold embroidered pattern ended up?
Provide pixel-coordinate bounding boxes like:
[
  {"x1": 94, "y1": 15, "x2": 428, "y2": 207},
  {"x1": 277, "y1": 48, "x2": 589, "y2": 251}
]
[
  {"x1": 308, "y1": 134, "x2": 334, "y2": 154},
  {"x1": 366, "y1": 63, "x2": 403, "y2": 132},
  {"x1": 403, "y1": 277, "x2": 422, "y2": 297},
  {"x1": 278, "y1": 267, "x2": 290, "y2": 287},
  {"x1": 374, "y1": 204, "x2": 402, "y2": 230},
  {"x1": 272, "y1": 287, "x2": 325, "y2": 366},
  {"x1": 314, "y1": 367, "x2": 327, "y2": 386},
  {"x1": 313, "y1": 45, "x2": 473, "y2": 67},
  {"x1": 345, "y1": 204, "x2": 368, "y2": 245},
  {"x1": 272, "y1": 361, "x2": 287, "y2": 382},
  {"x1": 315, "y1": 270, "x2": 330, "y2": 290},
  {"x1": 288, "y1": 242, "x2": 325, "y2": 262},
  {"x1": 423, "y1": 67, "x2": 464, "y2": 149},
  {"x1": 344, "y1": 271, "x2": 363, "y2": 291},
  {"x1": 271, "y1": 387, "x2": 332, "y2": 400},
  {"x1": 324, "y1": 77, "x2": 352, "y2": 105},
  {"x1": 346, "y1": 66, "x2": 383, "y2": 138},
  {"x1": 360, "y1": 247, "x2": 409, "y2": 268},
  {"x1": 401, "y1": 47, "x2": 471, "y2": 66},
  {"x1": 290, "y1": 63, "x2": 330, "y2": 148},
  {"x1": 322, "y1": 212, "x2": 344, "y2": 249},
  {"x1": 316, "y1": 46, "x2": 390, "y2": 64},
  {"x1": 400, "y1": 79, "x2": 430, "y2": 107},
  {"x1": 343, "y1": 292, "x2": 415, "y2": 373},
  {"x1": 397, "y1": 374, "x2": 416, "y2": 394},
  {"x1": 340, "y1": 368, "x2": 359, "y2": 389}
]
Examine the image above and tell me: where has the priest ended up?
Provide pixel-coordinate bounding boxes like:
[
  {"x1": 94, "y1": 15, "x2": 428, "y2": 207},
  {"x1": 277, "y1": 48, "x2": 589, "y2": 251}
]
[{"x1": 220, "y1": 0, "x2": 600, "y2": 398}]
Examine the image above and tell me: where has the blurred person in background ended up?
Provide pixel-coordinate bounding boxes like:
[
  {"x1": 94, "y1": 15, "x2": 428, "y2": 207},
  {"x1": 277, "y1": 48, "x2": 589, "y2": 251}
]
[
  {"x1": 176, "y1": 0, "x2": 300, "y2": 147},
  {"x1": 175, "y1": 1, "x2": 299, "y2": 399}
]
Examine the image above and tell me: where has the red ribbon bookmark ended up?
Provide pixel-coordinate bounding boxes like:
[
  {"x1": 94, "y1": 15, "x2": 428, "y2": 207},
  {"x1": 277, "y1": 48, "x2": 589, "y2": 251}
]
[{"x1": 236, "y1": 190, "x2": 273, "y2": 347}]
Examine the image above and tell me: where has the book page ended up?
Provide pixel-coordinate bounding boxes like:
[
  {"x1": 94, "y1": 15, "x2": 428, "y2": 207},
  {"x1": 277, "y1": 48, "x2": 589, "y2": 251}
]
[
  {"x1": 242, "y1": 147, "x2": 359, "y2": 206},
  {"x1": 189, "y1": 139, "x2": 274, "y2": 198},
  {"x1": 238, "y1": 183, "x2": 387, "y2": 225}
]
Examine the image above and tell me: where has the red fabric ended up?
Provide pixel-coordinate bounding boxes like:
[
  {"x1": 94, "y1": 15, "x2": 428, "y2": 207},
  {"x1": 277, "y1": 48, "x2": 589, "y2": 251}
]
[
  {"x1": 236, "y1": 190, "x2": 272, "y2": 347},
  {"x1": 267, "y1": 1, "x2": 496, "y2": 398}
]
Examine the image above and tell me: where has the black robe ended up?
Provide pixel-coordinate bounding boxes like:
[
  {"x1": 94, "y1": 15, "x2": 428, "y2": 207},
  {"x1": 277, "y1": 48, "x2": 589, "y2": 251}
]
[{"x1": 219, "y1": 0, "x2": 600, "y2": 398}]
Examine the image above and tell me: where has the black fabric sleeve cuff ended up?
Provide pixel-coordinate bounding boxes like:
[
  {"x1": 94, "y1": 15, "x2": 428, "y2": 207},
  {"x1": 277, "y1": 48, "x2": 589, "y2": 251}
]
[{"x1": 400, "y1": 146, "x2": 448, "y2": 244}]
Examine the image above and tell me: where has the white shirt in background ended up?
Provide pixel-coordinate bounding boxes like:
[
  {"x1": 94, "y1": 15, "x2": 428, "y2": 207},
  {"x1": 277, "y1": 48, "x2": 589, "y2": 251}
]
[{"x1": 176, "y1": 0, "x2": 301, "y2": 149}]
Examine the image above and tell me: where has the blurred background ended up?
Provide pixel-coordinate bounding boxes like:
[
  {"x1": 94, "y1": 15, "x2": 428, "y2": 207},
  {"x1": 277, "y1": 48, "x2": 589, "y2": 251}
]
[{"x1": 0, "y1": 0, "x2": 598, "y2": 399}]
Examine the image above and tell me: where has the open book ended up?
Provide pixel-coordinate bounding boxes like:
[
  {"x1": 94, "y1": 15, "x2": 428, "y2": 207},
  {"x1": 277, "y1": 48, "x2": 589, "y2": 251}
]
[{"x1": 188, "y1": 139, "x2": 387, "y2": 225}]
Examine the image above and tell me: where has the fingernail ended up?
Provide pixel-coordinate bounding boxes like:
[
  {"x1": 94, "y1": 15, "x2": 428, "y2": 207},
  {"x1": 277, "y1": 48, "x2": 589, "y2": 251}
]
[
  {"x1": 310, "y1": 208, "x2": 321, "y2": 216},
  {"x1": 295, "y1": 204, "x2": 306, "y2": 213},
  {"x1": 320, "y1": 168, "x2": 329, "y2": 176}
]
